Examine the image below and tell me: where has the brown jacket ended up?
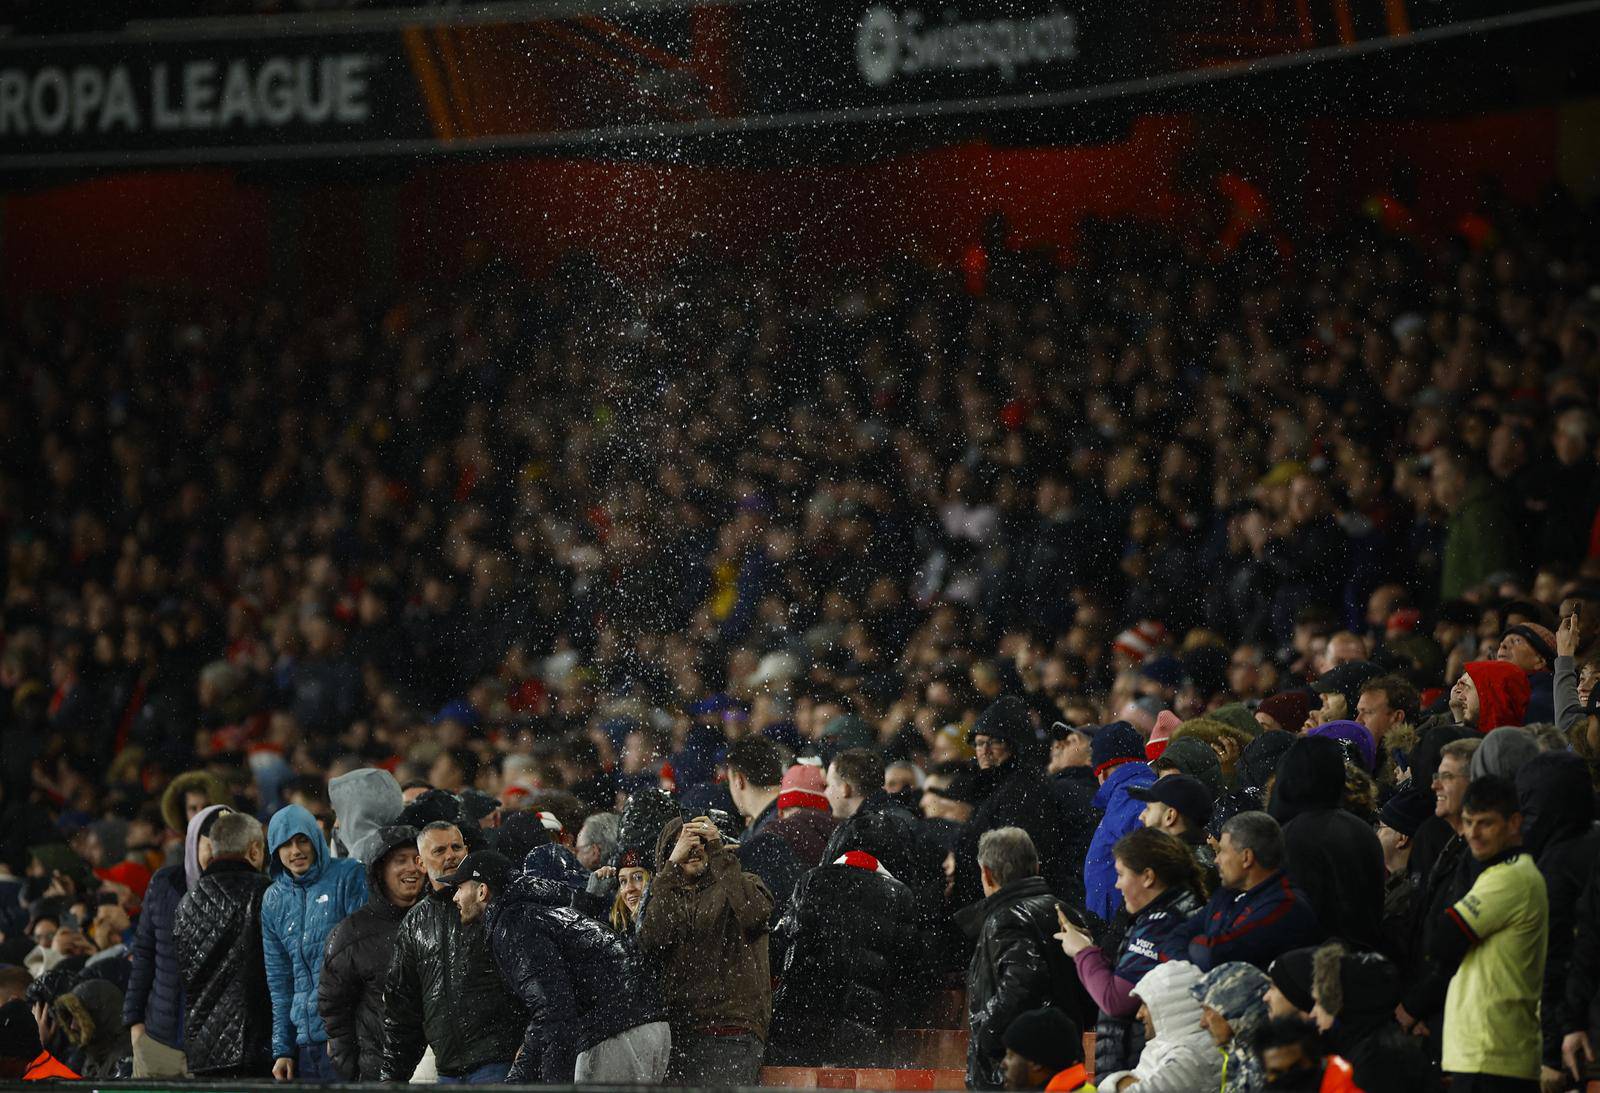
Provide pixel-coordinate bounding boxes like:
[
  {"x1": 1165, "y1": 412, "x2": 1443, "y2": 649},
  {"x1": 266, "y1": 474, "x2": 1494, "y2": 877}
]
[{"x1": 638, "y1": 818, "x2": 775, "y2": 1040}]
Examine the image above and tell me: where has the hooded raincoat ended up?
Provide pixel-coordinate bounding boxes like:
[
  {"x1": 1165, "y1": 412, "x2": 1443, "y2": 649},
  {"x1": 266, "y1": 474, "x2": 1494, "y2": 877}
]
[
  {"x1": 327, "y1": 769, "x2": 403, "y2": 865},
  {"x1": 1095, "y1": 961, "x2": 1220, "y2": 1093},
  {"x1": 262, "y1": 804, "x2": 367, "y2": 1060}
]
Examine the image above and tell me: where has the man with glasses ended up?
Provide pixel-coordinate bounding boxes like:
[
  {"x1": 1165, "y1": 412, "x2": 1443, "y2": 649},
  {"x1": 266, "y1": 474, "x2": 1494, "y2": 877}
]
[{"x1": 1397, "y1": 736, "x2": 1482, "y2": 1047}]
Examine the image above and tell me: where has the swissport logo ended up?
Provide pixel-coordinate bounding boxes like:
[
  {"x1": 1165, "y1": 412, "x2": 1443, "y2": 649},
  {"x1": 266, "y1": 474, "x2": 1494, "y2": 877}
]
[{"x1": 854, "y1": 5, "x2": 1079, "y2": 87}]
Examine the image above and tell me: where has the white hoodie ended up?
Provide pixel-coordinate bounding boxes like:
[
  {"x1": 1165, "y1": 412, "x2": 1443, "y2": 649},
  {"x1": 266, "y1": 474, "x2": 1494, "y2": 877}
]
[{"x1": 1095, "y1": 960, "x2": 1223, "y2": 1092}]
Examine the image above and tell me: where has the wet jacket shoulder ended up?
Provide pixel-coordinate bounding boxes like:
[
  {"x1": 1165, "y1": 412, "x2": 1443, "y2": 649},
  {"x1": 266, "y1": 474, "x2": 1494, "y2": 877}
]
[
  {"x1": 123, "y1": 862, "x2": 185, "y2": 1048},
  {"x1": 1085, "y1": 762, "x2": 1158, "y2": 921},
  {"x1": 174, "y1": 860, "x2": 274, "y2": 1076},
  {"x1": 486, "y1": 871, "x2": 663, "y2": 1083},
  {"x1": 261, "y1": 805, "x2": 368, "y2": 1059},
  {"x1": 379, "y1": 888, "x2": 528, "y2": 1080},
  {"x1": 959, "y1": 760, "x2": 1075, "y2": 906},
  {"x1": 636, "y1": 820, "x2": 774, "y2": 1040},
  {"x1": 1187, "y1": 871, "x2": 1321, "y2": 971},
  {"x1": 821, "y1": 793, "x2": 945, "y2": 922},
  {"x1": 769, "y1": 861, "x2": 933, "y2": 1066},
  {"x1": 960, "y1": 876, "x2": 1094, "y2": 1090},
  {"x1": 318, "y1": 826, "x2": 417, "y2": 1080}
]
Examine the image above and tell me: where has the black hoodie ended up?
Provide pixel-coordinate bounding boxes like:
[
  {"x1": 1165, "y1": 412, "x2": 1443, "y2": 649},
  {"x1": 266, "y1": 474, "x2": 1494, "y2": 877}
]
[
  {"x1": 1517, "y1": 752, "x2": 1600, "y2": 1070},
  {"x1": 317, "y1": 825, "x2": 421, "y2": 1080},
  {"x1": 1271, "y1": 736, "x2": 1385, "y2": 951}
]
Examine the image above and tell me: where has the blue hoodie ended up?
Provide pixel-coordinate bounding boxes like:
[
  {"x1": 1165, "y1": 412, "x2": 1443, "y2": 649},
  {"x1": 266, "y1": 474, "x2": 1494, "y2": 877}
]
[
  {"x1": 262, "y1": 804, "x2": 367, "y2": 1060},
  {"x1": 1083, "y1": 760, "x2": 1157, "y2": 922}
]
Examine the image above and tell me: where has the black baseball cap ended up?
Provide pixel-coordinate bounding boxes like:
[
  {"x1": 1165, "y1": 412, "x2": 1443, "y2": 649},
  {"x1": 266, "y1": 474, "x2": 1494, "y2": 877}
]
[
  {"x1": 439, "y1": 849, "x2": 513, "y2": 892},
  {"x1": 1127, "y1": 774, "x2": 1214, "y2": 828}
]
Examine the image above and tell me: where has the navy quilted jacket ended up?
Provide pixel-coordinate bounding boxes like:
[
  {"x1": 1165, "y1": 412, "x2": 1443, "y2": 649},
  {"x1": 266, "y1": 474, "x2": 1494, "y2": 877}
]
[{"x1": 122, "y1": 863, "x2": 185, "y2": 1048}]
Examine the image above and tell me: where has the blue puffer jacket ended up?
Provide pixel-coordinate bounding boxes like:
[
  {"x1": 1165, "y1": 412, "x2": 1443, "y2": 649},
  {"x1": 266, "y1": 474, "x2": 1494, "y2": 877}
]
[
  {"x1": 262, "y1": 805, "x2": 367, "y2": 1060},
  {"x1": 1083, "y1": 761, "x2": 1157, "y2": 922},
  {"x1": 123, "y1": 863, "x2": 186, "y2": 1048}
]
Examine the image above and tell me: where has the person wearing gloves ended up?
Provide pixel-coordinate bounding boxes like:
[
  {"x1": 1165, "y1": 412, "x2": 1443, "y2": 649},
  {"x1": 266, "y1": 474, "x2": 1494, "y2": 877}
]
[
  {"x1": 327, "y1": 768, "x2": 403, "y2": 864},
  {"x1": 261, "y1": 803, "x2": 367, "y2": 1081},
  {"x1": 1092, "y1": 960, "x2": 1220, "y2": 1093},
  {"x1": 1191, "y1": 962, "x2": 1272, "y2": 1093}
]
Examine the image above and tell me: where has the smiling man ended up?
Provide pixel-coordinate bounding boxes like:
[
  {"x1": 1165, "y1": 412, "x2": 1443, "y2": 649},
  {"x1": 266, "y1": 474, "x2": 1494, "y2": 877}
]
[
  {"x1": 261, "y1": 803, "x2": 367, "y2": 1082},
  {"x1": 317, "y1": 825, "x2": 425, "y2": 1080}
]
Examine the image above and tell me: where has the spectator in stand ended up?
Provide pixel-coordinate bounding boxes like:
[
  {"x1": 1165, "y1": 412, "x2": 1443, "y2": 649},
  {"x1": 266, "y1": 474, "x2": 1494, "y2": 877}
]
[
  {"x1": 380, "y1": 821, "x2": 526, "y2": 1084},
  {"x1": 464, "y1": 849, "x2": 669, "y2": 1083},
  {"x1": 1192, "y1": 961, "x2": 1272, "y2": 1093},
  {"x1": 724, "y1": 737, "x2": 807, "y2": 916},
  {"x1": 823, "y1": 749, "x2": 945, "y2": 920},
  {"x1": 768, "y1": 811, "x2": 931, "y2": 1066},
  {"x1": 262, "y1": 803, "x2": 367, "y2": 1081},
  {"x1": 1186, "y1": 812, "x2": 1319, "y2": 971},
  {"x1": 1398, "y1": 736, "x2": 1481, "y2": 1044},
  {"x1": 637, "y1": 815, "x2": 773, "y2": 1085},
  {"x1": 999, "y1": 1007, "x2": 1093, "y2": 1093},
  {"x1": 1250, "y1": 1016, "x2": 1360, "y2": 1093},
  {"x1": 768, "y1": 763, "x2": 839, "y2": 866},
  {"x1": 609, "y1": 851, "x2": 651, "y2": 934},
  {"x1": 174, "y1": 810, "x2": 273, "y2": 1078},
  {"x1": 1053, "y1": 827, "x2": 1207, "y2": 1077},
  {"x1": 1355, "y1": 675, "x2": 1421, "y2": 784},
  {"x1": 318, "y1": 825, "x2": 424, "y2": 1080},
  {"x1": 1375, "y1": 787, "x2": 1432, "y2": 967},
  {"x1": 124, "y1": 803, "x2": 231, "y2": 1078},
  {"x1": 1255, "y1": 692, "x2": 1314, "y2": 736},
  {"x1": 1045, "y1": 722, "x2": 1099, "y2": 877},
  {"x1": 954, "y1": 697, "x2": 1072, "y2": 907},
  {"x1": 1083, "y1": 722, "x2": 1157, "y2": 922},
  {"x1": 1129, "y1": 774, "x2": 1216, "y2": 882},
  {"x1": 1270, "y1": 736, "x2": 1385, "y2": 950},
  {"x1": 1498, "y1": 623, "x2": 1557, "y2": 725},
  {"x1": 960, "y1": 827, "x2": 1091, "y2": 1091},
  {"x1": 1514, "y1": 752, "x2": 1599, "y2": 1087},
  {"x1": 1450, "y1": 661, "x2": 1533, "y2": 735},
  {"x1": 1432, "y1": 447, "x2": 1517, "y2": 601},
  {"x1": 1434, "y1": 775, "x2": 1548, "y2": 1093},
  {"x1": 0, "y1": 997, "x2": 77, "y2": 1080},
  {"x1": 1093, "y1": 960, "x2": 1221, "y2": 1093},
  {"x1": 327, "y1": 768, "x2": 403, "y2": 865}
]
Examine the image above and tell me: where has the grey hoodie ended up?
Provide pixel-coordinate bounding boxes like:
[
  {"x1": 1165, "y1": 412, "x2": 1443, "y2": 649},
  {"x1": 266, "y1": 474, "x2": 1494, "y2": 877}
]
[{"x1": 329, "y1": 769, "x2": 404, "y2": 865}]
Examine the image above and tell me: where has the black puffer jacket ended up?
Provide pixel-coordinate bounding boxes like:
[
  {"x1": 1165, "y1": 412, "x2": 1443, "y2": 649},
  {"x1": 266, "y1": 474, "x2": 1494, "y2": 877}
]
[
  {"x1": 379, "y1": 884, "x2": 527, "y2": 1080},
  {"x1": 318, "y1": 825, "x2": 419, "y2": 1080},
  {"x1": 768, "y1": 856, "x2": 937, "y2": 1067},
  {"x1": 485, "y1": 870, "x2": 665, "y2": 1083},
  {"x1": 821, "y1": 791, "x2": 946, "y2": 923},
  {"x1": 122, "y1": 863, "x2": 185, "y2": 1049},
  {"x1": 955, "y1": 759, "x2": 1073, "y2": 908},
  {"x1": 958, "y1": 876, "x2": 1094, "y2": 1090},
  {"x1": 1518, "y1": 752, "x2": 1600, "y2": 1070},
  {"x1": 173, "y1": 859, "x2": 273, "y2": 1076}
]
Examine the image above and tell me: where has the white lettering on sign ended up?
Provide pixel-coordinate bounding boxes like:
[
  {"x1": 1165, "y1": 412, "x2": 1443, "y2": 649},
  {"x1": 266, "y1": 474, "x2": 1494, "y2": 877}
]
[
  {"x1": 855, "y1": 5, "x2": 1078, "y2": 87},
  {"x1": 0, "y1": 53, "x2": 372, "y2": 136}
]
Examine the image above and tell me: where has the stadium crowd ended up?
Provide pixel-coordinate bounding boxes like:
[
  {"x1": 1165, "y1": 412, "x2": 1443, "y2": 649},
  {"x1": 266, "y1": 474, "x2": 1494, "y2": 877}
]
[{"x1": 1, "y1": 182, "x2": 1599, "y2": 1093}]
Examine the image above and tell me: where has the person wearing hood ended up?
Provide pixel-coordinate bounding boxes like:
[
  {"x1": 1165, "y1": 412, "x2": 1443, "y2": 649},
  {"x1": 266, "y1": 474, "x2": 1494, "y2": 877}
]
[
  {"x1": 123, "y1": 803, "x2": 232, "y2": 1077},
  {"x1": 1289, "y1": 941, "x2": 1429, "y2": 1091},
  {"x1": 317, "y1": 825, "x2": 425, "y2": 1080},
  {"x1": 954, "y1": 697, "x2": 1074, "y2": 907},
  {"x1": 1269, "y1": 736, "x2": 1384, "y2": 952},
  {"x1": 261, "y1": 803, "x2": 367, "y2": 1081},
  {"x1": 1093, "y1": 960, "x2": 1221, "y2": 1093},
  {"x1": 53, "y1": 977, "x2": 130, "y2": 1078},
  {"x1": 159, "y1": 770, "x2": 231, "y2": 838},
  {"x1": 461, "y1": 849, "x2": 669, "y2": 1083},
  {"x1": 1083, "y1": 722, "x2": 1159, "y2": 922},
  {"x1": 636, "y1": 814, "x2": 773, "y2": 1085},
  {"x1": 1192, "y1": 961, "x2": 1271, "y2": 1093},
  {"x1": 327, "y1": 769, "x2": 403, "y2": 865},
  {"x1": 1515, "y1": 753, "x2": 1599, "y2": 1084},
  {"x1": 1469, "y1": 726, "x2": 1540, "y2": 782},
  {"x1": 1450, "y1": 660, "x2": 1532, "y2": 734}
]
